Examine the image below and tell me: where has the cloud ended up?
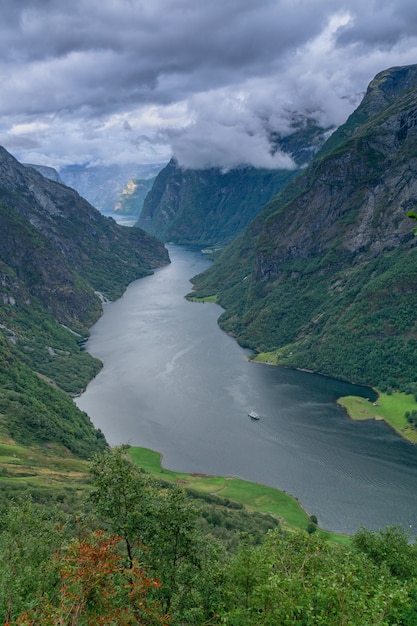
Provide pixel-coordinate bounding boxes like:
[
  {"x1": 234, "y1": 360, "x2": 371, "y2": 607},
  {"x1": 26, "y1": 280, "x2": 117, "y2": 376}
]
[
  {"x1": 336, "y1": 0, "x2": 417, "y2": 48},
  {"x1": 1, "y1": 0, "x2": 417, "y2": 169},
  {"x1": 170, "y1": 119, "x2": 297, "y2": 171}
]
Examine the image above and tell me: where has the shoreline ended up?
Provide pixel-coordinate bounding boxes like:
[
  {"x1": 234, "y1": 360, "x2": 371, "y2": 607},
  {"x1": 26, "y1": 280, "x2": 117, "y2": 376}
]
[
  {"x1": 337, "y1": 393, "x2": 417, "y2": 445},
  {"x1": 249, "y1": 352, "x2": 417, "y2": 446},
  {"x1": 126, "y1": 446, "x2": 351, "y2": 545}
]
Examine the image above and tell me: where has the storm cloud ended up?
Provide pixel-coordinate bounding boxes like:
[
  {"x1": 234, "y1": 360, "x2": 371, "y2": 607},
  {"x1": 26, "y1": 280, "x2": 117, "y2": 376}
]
[{"x1": 1, "y1": 0, "x2": 417, "y2": 170}]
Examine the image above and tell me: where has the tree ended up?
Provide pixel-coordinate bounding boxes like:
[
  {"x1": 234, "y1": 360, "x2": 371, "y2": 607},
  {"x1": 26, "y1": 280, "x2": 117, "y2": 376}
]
[
  {"x1": 87, "y1": 448, "x2": 226, "y2": 623},
  {"x1": 148, "y1": 484, "x2": 223, "y2": 618},
  {"x1": 88, "y1": 446, "x2": 155, "y2": 568},
  {"x1": 221, "y1": 528, "x2": 412, "y2": 625},
  {"x1": 15, "y1": 530, "x2": 169, "y2": 625},
  {"x1": 0, "y1": 497, "x2": 65, "y2": 624},
  {"x1": 353, "y1": 525, "x2": 417, "y2": 580}
]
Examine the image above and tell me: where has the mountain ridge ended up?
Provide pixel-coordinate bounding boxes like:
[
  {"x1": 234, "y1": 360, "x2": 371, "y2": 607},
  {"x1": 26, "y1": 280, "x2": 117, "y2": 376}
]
[
  {"x1": 137, "y1": 120, "x2": 330, "y2": 246},
  {"x1": 0, "y1": 146, "x2": 169, "y2": 456},
  {"x1": 60, "y1": 162, "x2": 165, "y2": 215},
  {"x1": 190, "y1": 65, "x2": 417, "y2": 392}
]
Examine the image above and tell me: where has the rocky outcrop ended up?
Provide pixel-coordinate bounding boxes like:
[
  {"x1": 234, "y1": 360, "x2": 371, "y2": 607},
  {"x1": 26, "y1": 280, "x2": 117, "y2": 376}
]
[
  {"x1": 0, "y1": 146, "x2": 169, "y2": 328},
  {"x1": 114, "y1": 177, "x2": 156, "y2": 218}
]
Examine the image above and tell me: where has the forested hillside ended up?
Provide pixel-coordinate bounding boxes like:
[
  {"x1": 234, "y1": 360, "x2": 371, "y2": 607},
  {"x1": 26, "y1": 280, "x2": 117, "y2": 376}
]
[
  {"x1": 137, "y1": 120, "x2": 328, "y2": 246},
  {"x1": 190, "y1": 64, "x2": 417, "y2": 392},
  {"x1": 0, "y1": 146, "x2": 169, "y2": 457}
]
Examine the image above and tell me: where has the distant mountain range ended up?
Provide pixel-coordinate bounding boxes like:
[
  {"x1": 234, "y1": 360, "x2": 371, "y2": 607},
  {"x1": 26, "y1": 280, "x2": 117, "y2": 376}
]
[
  {"x1": 190, "y1": 64, "x2": 417, "y2": 392},
  {"x1": 114, "y1": 177, "x2": 157, "y2": 219},
  {"x1": 59, "y1": 162, "x2": 166, "y2": 215}
]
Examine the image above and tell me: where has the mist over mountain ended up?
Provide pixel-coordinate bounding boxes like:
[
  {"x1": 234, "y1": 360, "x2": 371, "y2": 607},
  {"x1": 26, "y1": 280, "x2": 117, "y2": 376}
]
[
  {"x1": 137, "y1": 118, "x2": 330, "y2": 246},
  {"x1": 191, "y1": 64, "x2": 417, "y2": 392},
  {"x1": 23, "y1": 163, "x2": 63, "y2": 183}
]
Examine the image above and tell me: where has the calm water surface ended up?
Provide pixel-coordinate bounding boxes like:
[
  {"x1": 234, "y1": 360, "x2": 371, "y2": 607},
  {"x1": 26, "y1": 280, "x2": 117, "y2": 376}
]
[{"x1": 76, "y1": 246, "x2": 417, "y2": 535}]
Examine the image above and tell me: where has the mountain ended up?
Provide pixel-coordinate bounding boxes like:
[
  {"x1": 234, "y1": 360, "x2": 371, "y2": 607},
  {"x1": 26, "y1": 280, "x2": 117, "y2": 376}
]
[
  {"x1": 114, "y1": 176, "x2": 157, "y2": 219},
  {"x1": 23, "y1": 163, "x2": 63, "y2": 183},
  {"x1": 0, "y1": 146, "x2": 169, "y2": 456},
  {"x1": 60, "y1": 162, "x2": 165, "y2": 215},
  {"x1": 190, "y1": 65, "x2": 417, "y2": 392},
  {"x1": 137, "y1": 120, "x2": 329, "y2": 246}
]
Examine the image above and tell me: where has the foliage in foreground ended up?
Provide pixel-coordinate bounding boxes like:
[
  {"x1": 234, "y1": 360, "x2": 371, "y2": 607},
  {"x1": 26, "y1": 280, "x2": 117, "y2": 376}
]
[{"x1": 1, "y1": 448, "x2": 417, "y2": 625}]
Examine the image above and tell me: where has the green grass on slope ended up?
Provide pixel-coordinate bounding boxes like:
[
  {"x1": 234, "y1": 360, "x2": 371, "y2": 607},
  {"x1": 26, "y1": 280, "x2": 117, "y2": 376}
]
[
  {"x1": 0, "y1": 438, "x2": 350, "y2": 544},
  {"x1": 127, "y1": 446, "x2": 350, "y2": 545},
  {"x1": 338, "y1": 391, "x2": 417, "y2": 444},
  {"x1": 185, "y1": 294, "x2": 218, "y2": 303},
  {"x1": 0, "y1": 434, "x2": 90, "y2": 509}
]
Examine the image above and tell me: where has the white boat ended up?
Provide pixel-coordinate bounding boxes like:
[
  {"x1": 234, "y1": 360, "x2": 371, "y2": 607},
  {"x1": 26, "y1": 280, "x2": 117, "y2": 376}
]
[{"x1": 248, "y1": 410, "x2": 260, "y2": 420}]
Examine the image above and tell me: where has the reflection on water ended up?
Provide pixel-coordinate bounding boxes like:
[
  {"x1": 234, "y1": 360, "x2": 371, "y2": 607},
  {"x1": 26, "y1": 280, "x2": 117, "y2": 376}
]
[{"x1": 76, "y1": 246, "x2": 417, "y2": 535}]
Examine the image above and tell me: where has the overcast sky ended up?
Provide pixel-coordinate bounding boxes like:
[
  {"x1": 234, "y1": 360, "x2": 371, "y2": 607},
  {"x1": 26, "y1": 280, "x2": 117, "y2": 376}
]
[{"x1": 1, "y1": 0, "x2": 417, "y2": 171}]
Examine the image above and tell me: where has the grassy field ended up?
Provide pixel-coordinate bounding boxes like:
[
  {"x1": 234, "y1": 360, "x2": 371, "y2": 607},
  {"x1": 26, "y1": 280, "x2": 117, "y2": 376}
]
[
  {"x1": 338, "y1": 392, "x2": 417, "y2": 444},
  {"x1": 186, "y1": 294, "x2": 218, "y2": 303},
  {"x1": 0, "y1": 434, "x2": 90, "y2": 506},
  {"x1": 128, "y1": 446, "x2": 350, "y2": 545},
  {"x1": 0, "y1": 433, "x2": 350, "y2": 544}
]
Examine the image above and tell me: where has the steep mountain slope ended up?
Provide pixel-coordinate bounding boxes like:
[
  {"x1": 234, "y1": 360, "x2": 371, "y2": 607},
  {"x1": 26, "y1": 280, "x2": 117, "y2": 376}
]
[
  {"x1": 137, "y1": 121, "x2": 329, "y2": 246},
  {"x1": 60, "y1": 163, "x2": 165, "y2": 214},
  {"x1": 0, "y1": 146, "x2": 169, "y2": 456},
  {"x1": 190, "y1": 65, "x2": 417, "y2": 392},
  {"x1": 114, "y1": 177, "x2": 156, "y2": 219},
  {"x1": 23, "y1": 163, "x2": 63, "y2": 183}
]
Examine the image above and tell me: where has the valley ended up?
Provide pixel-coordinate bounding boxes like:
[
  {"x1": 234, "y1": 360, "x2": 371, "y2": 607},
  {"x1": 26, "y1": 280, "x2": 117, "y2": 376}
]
[
  {"x1": 2, "y1": 61, "x2": 417, "y2": 624},
  {"x1": 189, "y1": 65, "x2": 417, "y2": 395},
  {"x1": 75, "y1": 245, "x2": 417, "y2": 536}
]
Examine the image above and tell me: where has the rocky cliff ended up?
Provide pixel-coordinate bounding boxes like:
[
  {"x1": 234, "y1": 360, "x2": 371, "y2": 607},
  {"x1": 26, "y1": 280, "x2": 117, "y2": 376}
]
[
  {"x1": 114, "y1": 177, "x2": 156, "y2": 219},
  {"x1": 191, "y1": 65, "x2": 417, "y2": 391},
  {"x1": 23, "y1": 163, "x2": 63, "y2": 183},
  {"x1": 137, "y1": 121, "x2": 329, "y2": 246}
]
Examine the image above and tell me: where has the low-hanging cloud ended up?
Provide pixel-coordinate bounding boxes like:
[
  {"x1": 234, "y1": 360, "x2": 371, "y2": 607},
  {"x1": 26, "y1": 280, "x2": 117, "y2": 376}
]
[
  {"x1": 1, "y1": 0, "x2": 417, "y2": 169},
  {"x1": 170, "y1": 121, "x2": 297, "y2": 171}
]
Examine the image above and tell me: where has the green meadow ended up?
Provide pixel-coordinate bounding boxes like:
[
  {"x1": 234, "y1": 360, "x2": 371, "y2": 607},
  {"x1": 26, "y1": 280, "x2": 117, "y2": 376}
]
[
  {"x1": 128, "y1": 446, "x2": 350, "y2": 544},
  {"x1": 338, "y1": 391, "x2": 417, "y2": 444},
  {"x1": 186, "y1": 294, "x2": 218, "y2": 303},
  {"x1": 0, "y1": 432, "x2": 355, "y2": 545}
]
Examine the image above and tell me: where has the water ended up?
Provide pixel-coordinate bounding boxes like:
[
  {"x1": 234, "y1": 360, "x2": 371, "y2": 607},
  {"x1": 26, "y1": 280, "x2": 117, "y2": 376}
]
[
  {"x1": 76, "y1": 245, "x2": 417, "y2": 535},
  {"x1": 104, "y1": 211, "x2": 137, "y2": 227}
]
